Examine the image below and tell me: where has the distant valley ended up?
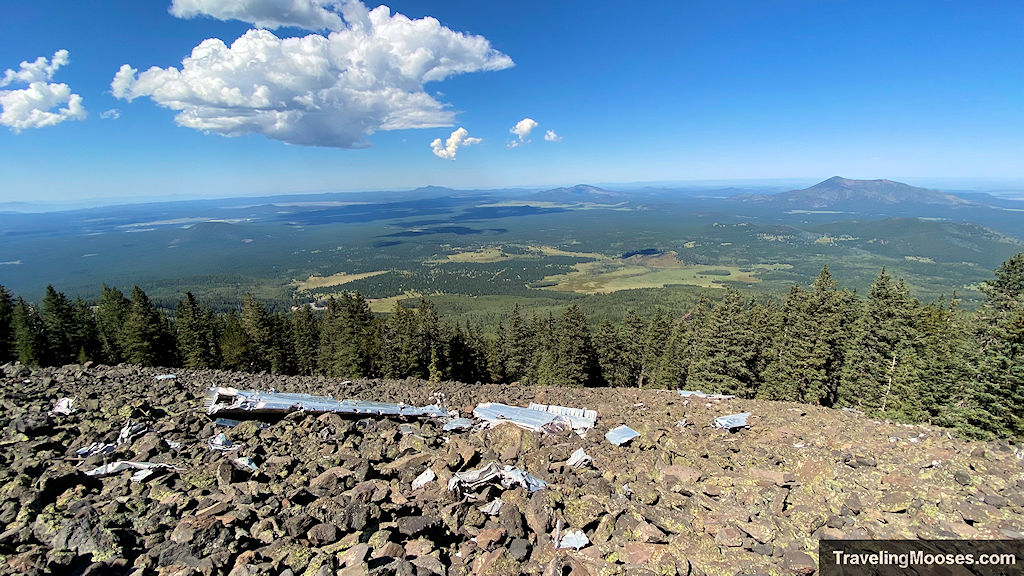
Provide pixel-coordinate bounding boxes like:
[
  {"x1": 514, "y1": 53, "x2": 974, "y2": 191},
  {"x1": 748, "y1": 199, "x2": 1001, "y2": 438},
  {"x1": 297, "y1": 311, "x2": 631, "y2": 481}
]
[{"x1": 2, "y1": 177, "x2": 1022, "y2": 318}]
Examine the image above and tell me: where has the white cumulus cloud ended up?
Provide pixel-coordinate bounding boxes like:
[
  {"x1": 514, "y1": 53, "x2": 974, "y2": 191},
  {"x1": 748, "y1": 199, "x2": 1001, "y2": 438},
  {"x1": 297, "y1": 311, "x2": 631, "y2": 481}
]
[
  {"x1": 114, "y1": 1, "x2": 513, "y2": 148},
  {"x1": 544, "y1": 129, "x2": 562, "y2": 142},
  {"x1": 430, "y1": 127, "x2": 480, "y2": 160},
  {"x1": 0, "y1": 50, "x2": 86, "y2": 132},
  {"x1": 509, "y1": 117, "x2": 537, "y2": 144},
  {"x1": 170, "y1": 0, "x2": 344, "y2": 31},
  {"x1": 0, "y1": 50, "x2": 70, "y2": 87},
  {"x1": 101, "y1": 108, "x2": 121, "y2": 120}
]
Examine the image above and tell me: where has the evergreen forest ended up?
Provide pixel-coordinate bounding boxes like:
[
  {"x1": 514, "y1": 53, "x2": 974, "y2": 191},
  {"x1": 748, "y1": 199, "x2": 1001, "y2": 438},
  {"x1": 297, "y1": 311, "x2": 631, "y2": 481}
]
[{"x1": 1, "y1": 253, "x2": 1021, "y2": 440}]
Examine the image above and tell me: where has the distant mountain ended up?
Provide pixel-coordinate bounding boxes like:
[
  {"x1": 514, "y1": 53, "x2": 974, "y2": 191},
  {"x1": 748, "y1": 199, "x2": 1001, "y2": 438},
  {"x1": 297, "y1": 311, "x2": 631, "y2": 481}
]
[
  {"x1": 529, "y1": 184, "x2": 627, "y2": 203},
  {"x1": 179, "y1": 221, "x2": 248, "y2": 242},
  {"x1": 737, "y1": 176, "x2": 973, "y2": 210}
]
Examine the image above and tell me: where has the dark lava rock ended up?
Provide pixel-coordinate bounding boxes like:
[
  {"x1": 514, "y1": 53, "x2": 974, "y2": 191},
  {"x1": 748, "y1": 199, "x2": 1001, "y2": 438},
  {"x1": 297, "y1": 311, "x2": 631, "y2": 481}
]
[
  {"x1": 307, "y1": 522, "x2": 340, "y2": 546},
  {"x1": 3, "y1": 365, "x2": 1024, "y2": 576},
  {"x1": 10, "y1": 412, "x2": 53, "y2": 436},
  {"x1": 782, "y1": 550, "x2": 817, "y2": 576},
  {"x1": 396, "y1": 515, "x2": 441, "y2": 537},
  {"x1": 497, "y1": 501, "x2": 526, "y2": 539}
]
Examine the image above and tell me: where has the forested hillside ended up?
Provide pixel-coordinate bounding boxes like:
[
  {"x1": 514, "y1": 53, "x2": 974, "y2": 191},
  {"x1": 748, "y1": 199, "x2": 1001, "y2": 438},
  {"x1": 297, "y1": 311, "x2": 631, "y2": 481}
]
[{"x1": 1, "y1": 254, "x2": 1021, "y2": 439}]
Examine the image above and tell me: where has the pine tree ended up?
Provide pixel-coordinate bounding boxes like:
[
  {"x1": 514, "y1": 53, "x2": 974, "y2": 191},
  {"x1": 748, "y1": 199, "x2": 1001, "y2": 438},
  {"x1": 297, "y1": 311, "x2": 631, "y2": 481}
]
[
  {"x1": 95, "y1": 285, "x2": 130, "y2": 364},
  {"x1": 760, "y1": 267, "x2": 854, "y2": 404},
  {"x1": 744, "y1": 298, "x2": 778, "y2": 397},
  {"x1": 40, "y1": 285, "x2": 77, "y2": 366},
  {"x1": 544, "y1": 305, "x2": 598, "y2": 387},
  {"x1": 976, "y1": 253, "x2": 1024, "y2": 437},
  {"x1": 760, "y1": 286, "x2": 813, "y2": 401},
  {"x1": 495, "y1": 304, "x2": 533, "y2": 383},
  {"x1": 416, "y1": 298, "x2": 442, "y2": 377},
  {"x1": 218, "y1": 310, "x2": 248, "y2": 371},
  {"x1": 380, "y1": 302, "x2": 420, "y2": 378},
  {"x1": 915, "y1": 297, "x2": 985, "y2": 436},
  {"x1": 240, "y1": 294, "x2": 273, "y2": 372},
  {"x1": 175, "y1": 292, "x2": 220, "y2": 369},
  {"x1": 291, "y1": 304, "x2": 320, "y2": 376},
  {"x1": 530, "y1": 313, "x2": 558, "y2": 385},
  {"x1": 319, "y1": 293, "x2": 376, "y2": 378},
  {"x1": 121, "y1": 286, "x2": 166, "y2": 366},
  {"x1": 459, "y1": 322, "x2": 490, "y2": 383},
  {"x1": 838, "y1": 269, "x2": 921, "y2": 416},
  {"x1": 11, "y1": 297, "x2": 42, "y2": 366},
  {"x1": 687, "y1": 290, "x2": 756, "y2": 396},
  {"x1": 619, "y1": 309, "x2": 646, "y2": 388},
  {"x1": 593, "y1": 320, "x2": 629, "y2": 387},
  {"x1": 805, "y1": 267, "x2": 856, "y2": 406},
  {"x1": 71, "y1": 298, "x2": 101, "y2": 363},
  {"x1": 269, "y1": 312, "x2": 296, "y2": 375},
  {"x1": 980, "y1": 253, "x2": 1024, "y2": 313},
  {"x1": 0, "y1": 285, "x2": 14, "y2": 363},
  {"x1": 655, "y1": 298, "x2": 708, "y2": 390},
  {"x1": 629, "y1": 307, "x2": 672, "y2": 388}
]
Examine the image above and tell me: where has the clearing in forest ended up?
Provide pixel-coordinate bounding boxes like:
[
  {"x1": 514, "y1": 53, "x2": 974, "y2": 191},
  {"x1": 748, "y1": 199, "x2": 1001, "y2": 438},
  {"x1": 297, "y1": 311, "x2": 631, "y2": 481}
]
[{"x1": 293, "y1": 270, "x2": 389, "y2": 291}]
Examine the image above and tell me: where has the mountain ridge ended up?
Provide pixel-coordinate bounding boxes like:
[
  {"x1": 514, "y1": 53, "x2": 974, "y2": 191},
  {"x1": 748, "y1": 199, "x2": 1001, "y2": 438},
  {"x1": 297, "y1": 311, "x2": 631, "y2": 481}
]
[
  {"x1": 528, "y1": 184, "x2": 627, "y2": 203},
  {"x1": 735, "y1": 176, "x2": 973, "y2": 210}
]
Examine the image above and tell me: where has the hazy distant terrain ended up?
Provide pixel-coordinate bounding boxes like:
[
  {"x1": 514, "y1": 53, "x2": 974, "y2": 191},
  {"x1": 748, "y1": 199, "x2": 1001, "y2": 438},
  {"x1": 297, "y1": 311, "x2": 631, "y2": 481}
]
[{"x1": 2, "y1": 177, "x2": 1022, "y2": 312}]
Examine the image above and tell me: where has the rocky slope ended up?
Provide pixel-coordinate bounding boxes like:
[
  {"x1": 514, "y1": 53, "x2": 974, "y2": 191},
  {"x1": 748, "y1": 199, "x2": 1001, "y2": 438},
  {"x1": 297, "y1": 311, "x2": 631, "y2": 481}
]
[{"x1": 1, "y1": 363, "x2": 1022, "y2": 576}]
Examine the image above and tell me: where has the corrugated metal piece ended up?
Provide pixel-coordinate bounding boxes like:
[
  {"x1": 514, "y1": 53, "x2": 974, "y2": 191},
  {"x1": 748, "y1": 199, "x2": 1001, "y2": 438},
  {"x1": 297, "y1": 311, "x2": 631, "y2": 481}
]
[
  {"x1": 473, "y1": 403, "x2": 559, "y2": 433},
  {"x1": 473, "y1": 402, "x2": 596, "y2": 434},
  {"x1": 605, "y1": 425, "x2": 640, "y2": 446},
  {"x1": 204, "y1": 387, "x2": 451, "y2": 419},
  {"x1": 713, "y1": 412, "x2": 751, "y2": 430},
  {"x1": 442, "y1": 417, "x2": 474, "y2": 432},
  {"x1": 527, "y1": 403, "x2": 597, "y2": 431}
]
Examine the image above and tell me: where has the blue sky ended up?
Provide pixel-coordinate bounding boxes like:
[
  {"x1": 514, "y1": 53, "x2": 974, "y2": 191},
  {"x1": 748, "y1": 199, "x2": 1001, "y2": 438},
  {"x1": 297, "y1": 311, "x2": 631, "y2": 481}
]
[{"x1": 1, "y1": 0, "x2": 1022, "y2": 205}]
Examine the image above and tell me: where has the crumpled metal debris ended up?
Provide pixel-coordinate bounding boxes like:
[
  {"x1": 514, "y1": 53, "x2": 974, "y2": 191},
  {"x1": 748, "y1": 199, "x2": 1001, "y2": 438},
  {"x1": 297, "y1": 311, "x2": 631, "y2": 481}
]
[
  {"x1": 606, "y1": 425, "x2": 640, "y2": 446},
  {"x1": 232, "y1": 457, "x2": 259, "y2": 473},
  {"x1": 566, "y1": 448, "x2": 592, "y2": 469},
  {"x1": 214, "y1": 418, "x2": 240, "y2": 428},
  {"x1": 442, "y1": 417, "x2": 474, "y2": 432},
  {"x1": 412, "y1": 468, "x2": 436, "y2": 490},
  {"x1": 208, "y1": 433, "x2": 239, "y2": 452},
  {"x1": 714, "y1": 412, "x2": 751, "y2": 430},
  {"x1": 447, "y1": 463, "x2": 547, "y2": 493},
  {"x1": 556, "y1": 528, "x2": 590, "y2": 550},
  {"x1": 85, "y1": 461, "x2": 180, "y2": 482},
  {"x1": 117, "y1": 420, "x2": 148, "y2": 445},
  {"x1": 155, "y1": 374, "x2": 177, "y2": 380},
  {"x1": 76, "y1": 442, "x2": 115, "y2": 458},
  {"x1": 678, "y1": 389, "x2": 735, "y2": 400},
  {"x1": 49, "y1": 397, "x2": 76, "y2": 416},
  {"x1": 479, "y1": 499, "x2": 503, "y2": 515},
  {"x1": 205, "y1": 387, "x2": 451, "y2": 419},
  {"x1": 76, "y1": 419, "x2": 147, "y2": 458},
  {"x1": 473, "y1": 402, "x2": 596, "y2": 435}
]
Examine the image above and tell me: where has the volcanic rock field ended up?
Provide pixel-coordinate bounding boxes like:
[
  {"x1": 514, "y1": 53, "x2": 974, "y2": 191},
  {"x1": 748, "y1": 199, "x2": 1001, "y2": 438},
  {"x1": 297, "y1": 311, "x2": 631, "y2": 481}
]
[{"x1": 1, "y1": 362, "x2": 1023, "y2": 576}]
